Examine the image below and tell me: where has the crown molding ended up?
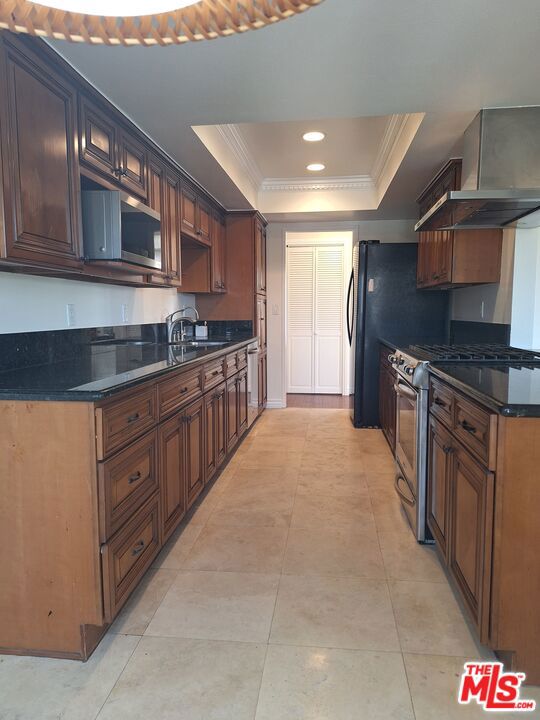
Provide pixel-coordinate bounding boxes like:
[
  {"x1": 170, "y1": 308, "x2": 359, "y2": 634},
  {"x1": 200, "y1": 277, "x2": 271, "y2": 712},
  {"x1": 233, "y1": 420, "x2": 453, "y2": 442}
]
[
  {"x1": 215, "y1": 124, "x2": 264, "y2": 190},
  {"x1": 371, "y1": 113, "x2": 412, "y2": 187},
  {"x1": 261, "y1": 175, "x2": 375, "y2": 192}
]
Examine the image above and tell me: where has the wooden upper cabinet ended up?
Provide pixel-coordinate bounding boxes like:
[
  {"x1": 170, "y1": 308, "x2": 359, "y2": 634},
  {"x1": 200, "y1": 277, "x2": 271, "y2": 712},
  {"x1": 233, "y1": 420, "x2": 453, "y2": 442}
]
[
  {"x1": 180, "y1": 185, "x2": 197, "y2": 239},
  {"x1": 79, "y1": 94, "x2": 148, "y2": 200},
  {"x1": 211, "y1": 214, "x2": 226, "y2": 293},
  {"x1": 255, "y1": 219, "x2": 267, "y2": 294},
  {"x1": 117, "y1": 128, "x2": 148, "y2": 200},
  {"x1": 164, "y1": 171, "x2": 182, "y2": 285},
  {"x1": 416, "y1": 159, "x2": 502, "y2": 289},
  {"x1": 197, "y1": 200, "x2": 212, "y2": 247},
  {"x1": 0, "y1": 36, "x2": 82, "y2": 269},
  {"x1": 79, "y1": 94, "x2": 117, "y2": 181}
]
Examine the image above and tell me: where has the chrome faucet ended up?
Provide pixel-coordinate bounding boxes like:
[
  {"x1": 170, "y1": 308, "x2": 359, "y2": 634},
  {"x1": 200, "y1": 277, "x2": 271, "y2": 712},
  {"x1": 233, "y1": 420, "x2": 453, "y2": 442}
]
[{"x1": 166, "y1": 306, "x2": 200, "y2": 344}]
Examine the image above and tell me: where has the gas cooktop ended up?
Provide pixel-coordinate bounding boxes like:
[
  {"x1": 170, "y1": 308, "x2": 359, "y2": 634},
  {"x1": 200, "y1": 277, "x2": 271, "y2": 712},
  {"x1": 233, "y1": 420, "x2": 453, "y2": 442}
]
[{"x1": 407, "y1": 344, "x2": 540, "y2": 363}]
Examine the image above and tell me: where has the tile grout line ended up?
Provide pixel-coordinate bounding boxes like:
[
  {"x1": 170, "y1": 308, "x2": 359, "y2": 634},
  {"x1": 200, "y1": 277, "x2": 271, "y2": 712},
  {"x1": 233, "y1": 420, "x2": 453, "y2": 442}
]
[{"x1": 92, "y1": 634, "x2": 143, "y2": 720}]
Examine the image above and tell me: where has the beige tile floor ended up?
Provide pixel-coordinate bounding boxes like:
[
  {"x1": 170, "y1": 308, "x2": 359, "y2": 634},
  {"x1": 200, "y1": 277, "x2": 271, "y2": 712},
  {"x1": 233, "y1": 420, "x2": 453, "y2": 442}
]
[{"x1": 1, "y1": 407, "x2": 539, "y2": 719}]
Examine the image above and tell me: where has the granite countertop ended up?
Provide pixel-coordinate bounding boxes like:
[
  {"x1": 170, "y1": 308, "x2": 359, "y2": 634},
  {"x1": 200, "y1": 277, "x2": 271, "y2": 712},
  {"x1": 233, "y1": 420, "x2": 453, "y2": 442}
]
[
  {"x1": 0, "y1": 336, "x2": 256, "y2": 402},
  {"x1": 429, "y1": 363, "x2": 540, "y2": 417}
]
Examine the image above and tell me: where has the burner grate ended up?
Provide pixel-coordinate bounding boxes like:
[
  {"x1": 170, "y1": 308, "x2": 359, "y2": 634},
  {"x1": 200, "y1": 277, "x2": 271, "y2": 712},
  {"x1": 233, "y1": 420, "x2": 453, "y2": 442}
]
[{"x1": 408, "y1": 344, "x2": 540, "y2": 363}]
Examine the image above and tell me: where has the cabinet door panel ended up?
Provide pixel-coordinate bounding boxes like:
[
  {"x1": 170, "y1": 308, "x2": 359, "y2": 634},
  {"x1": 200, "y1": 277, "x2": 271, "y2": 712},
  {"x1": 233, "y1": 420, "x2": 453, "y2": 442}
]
[
  {"x1": 211, "y1": 215, "x2": 226, "y2": 292},
  {"x1": 79, "y1": 95, "x2": 117, "y2": 180},
  {"x1": 0, "y1": 40, "x2": 81, "y2": 268},
  {"x1": 185, "y1": 398, "x2": 204, "y2": 508},
  {"x1": 215, "y1": 382, "x2": 227, "y2": 468},
  {"x1": 256, "y1": 295, "x2": 267, "y2": 351},
  {"x1": 258, "y1": 352, "x2": 267, "y2": 412},
  {"x1": 118, "y1": 129, "x2": 147, "y2": 199},
  {"x1": 226, "y1": 376, "x2": 239, "y2": 452},
  {"x1": 448, "y1": 445, "x2": 494, "y2": 642},
  {"x1": 204, "y1": 392, "x2": 217, "y2": 483},
  {"x1": 159, "y1": 414, "x2": 186, "y2": 542},
  {"x1": 427, "y1": 416, "x2": 452, "y2": 558},
  {"x1": 238, "y1": 369, "x2": 248, "y2": 438},
  {"x1": 165, "y1": 173, "x2": 181, "y2": 284},
  {"x1": 180, "y1": 186, "x2": 197, "y2": 239},
  {"x1": 197, "y1": 201, "x2": 212, "y2": 246},
  {"x1": 255, "y1": 220, "x2": 266, "y2": 293}
]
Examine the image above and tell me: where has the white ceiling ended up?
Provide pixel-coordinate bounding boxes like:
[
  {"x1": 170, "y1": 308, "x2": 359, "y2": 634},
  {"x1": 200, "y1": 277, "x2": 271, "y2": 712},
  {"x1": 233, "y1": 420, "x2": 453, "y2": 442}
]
[
  {"x1": 50, "y1": 0, "x2": 540, "y2": 221},
  {"x1": 236, "y1": 117, "x2": 389, "y2": 179}
]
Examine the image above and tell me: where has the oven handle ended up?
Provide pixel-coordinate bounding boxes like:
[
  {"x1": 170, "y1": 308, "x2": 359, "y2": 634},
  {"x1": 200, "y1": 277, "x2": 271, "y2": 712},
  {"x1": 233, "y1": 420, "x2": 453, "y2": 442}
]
[
  {"x1": 395, "y1": 474, "x2": 415, "y2": 507},
  {"x1": 394, "y1": 381, "x2": 418, "y2": 402}
]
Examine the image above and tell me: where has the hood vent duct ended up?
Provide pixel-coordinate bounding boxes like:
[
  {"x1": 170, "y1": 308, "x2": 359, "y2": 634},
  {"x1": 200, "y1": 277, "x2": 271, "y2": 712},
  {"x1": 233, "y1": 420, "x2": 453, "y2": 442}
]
[{"x1": 416, "y1": 107, "x2": 540, "y2": 231}]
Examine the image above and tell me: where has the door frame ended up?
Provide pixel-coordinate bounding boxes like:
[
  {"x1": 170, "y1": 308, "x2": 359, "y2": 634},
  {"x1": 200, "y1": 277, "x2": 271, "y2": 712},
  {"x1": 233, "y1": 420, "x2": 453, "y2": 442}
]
[{"x1": 284, "y1": 231, "x2": 353, "y2": 400}]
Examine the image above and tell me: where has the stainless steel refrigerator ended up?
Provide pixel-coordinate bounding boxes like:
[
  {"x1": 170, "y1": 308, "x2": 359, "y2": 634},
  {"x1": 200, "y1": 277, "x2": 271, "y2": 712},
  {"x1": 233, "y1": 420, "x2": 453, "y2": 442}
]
[{"x1": 348, "y1": 241, "x2": 449, "y2": 427}]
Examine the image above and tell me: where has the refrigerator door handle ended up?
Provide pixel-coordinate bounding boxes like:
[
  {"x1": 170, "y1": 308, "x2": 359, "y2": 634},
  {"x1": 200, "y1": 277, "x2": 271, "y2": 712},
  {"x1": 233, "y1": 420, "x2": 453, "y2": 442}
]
[{"x1": 346, "y1": 269, "x2": 354, "y2": 346}]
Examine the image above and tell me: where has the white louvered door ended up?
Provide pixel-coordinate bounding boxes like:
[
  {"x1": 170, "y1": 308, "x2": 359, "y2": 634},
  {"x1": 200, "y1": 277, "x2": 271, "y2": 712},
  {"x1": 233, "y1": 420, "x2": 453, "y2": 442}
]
[
  {"x1": 314, "y1": 246, "x2": 344, "y2": 393},
  {"x1": 287, "y1": 246, "x2": 314, "y2": 393},
  {"x1": 287, "y1": 244, "x2": 344, "y2": 394}
]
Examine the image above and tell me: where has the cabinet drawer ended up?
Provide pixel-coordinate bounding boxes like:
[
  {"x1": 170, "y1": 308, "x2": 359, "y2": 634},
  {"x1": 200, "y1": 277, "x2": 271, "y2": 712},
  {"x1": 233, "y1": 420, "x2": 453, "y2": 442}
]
[
  {"x1": 225, "y1": 352, "x2": 238, "y2": 376},
  {"x1": 158, "y1": 367, "x2": 202, "y2": 419},
  {"x1": 204, "y1": 358, "x2": 225, "y2": 391},
  {"x1": 454, "y1": 395, "x2": 497, "y2": 470},
  {"x1": 237, "y1": 348, "x2": 248, "y2": 371},
  {"x1": 96, "y1": 386, "x2": 157, "y2": 460},
  {"x1": 98, "y1": 430, "x2": 158, "y2": 542},
  {"x1": 429, "y1": 378, "x2": 454, "y2": 428},
  {"x1": 101, "y1": 494, "x2": 161, "y2": 622}
]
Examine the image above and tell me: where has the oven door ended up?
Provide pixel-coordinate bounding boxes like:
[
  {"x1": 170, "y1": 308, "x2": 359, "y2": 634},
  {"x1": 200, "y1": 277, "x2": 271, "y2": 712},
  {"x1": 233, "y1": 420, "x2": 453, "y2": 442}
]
[{"x1": 394, "y1": 377, "x2": 420, "y2": 538}]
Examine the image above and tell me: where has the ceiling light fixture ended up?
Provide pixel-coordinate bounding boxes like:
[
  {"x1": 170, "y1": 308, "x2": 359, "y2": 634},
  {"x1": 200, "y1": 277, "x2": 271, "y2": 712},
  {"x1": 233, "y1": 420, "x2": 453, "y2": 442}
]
[
  {"x1": 307, "y1": 163, "x2": 325, "y2": 172},
  {"x1": 1, "y1": 0, "x2": 324, "y2": 46},
  {"x1": 303, "y1": 131, "x2": 325, "y2": 143}
]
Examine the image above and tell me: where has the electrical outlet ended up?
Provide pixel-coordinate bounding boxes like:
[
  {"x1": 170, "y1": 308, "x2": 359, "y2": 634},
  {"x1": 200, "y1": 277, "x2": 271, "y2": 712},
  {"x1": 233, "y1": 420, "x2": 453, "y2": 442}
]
[
  {"x1": 66, "y1": 303, "x2": 76, "y2": 327},
  {"x1": 121, "y1": 304, "x2": 129, "y2": 324},
  {"x1": 272, "y1": 304, "x2": 280, "y2": 316}
]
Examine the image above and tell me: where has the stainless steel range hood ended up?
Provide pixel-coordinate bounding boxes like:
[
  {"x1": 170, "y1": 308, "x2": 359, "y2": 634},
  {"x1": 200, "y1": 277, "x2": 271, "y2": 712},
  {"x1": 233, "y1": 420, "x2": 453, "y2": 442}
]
[{"x1": 415, "y1": 107, "x2": 540, "y2": 231}]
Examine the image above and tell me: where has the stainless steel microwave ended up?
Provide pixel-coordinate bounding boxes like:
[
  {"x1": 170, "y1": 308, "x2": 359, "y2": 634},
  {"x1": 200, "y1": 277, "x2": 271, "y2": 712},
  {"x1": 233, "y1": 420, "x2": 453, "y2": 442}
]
[{"x1": 82, "y1": 190, "x2": 162, "y2": 270}]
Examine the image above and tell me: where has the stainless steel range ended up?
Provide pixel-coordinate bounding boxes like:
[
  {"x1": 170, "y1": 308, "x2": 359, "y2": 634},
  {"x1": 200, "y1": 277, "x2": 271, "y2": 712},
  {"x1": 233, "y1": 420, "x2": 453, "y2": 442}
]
[{"x1": 389, "y1": 343, "x2": 540, "y2": 542}]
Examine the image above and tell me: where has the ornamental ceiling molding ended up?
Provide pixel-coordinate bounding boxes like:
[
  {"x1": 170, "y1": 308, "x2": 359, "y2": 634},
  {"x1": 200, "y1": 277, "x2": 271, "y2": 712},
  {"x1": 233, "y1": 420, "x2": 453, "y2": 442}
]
[
  {"x1": 215, "y1": 124, "x2": 264, "y2": 189},
  {"x1": 260, "y1": 176, "x2": 375, "y2": 192},
  {"x1": 0, "y1": 0, "x2": 323, "y2": 46},
  {"x1": 371, "y1": 113, "x2": 414, "y2": 187}
]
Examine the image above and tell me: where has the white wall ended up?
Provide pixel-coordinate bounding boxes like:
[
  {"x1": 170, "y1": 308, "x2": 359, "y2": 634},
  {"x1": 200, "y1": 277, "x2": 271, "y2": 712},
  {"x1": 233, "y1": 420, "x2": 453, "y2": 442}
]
[
  {"x1": 266, "y1": 219, "x2": 417, "y2": 407},
  {"x1": 510, "y1": 227, "x2": 540, "y2": 349},
  {"x1": 450, "y1": 228, "x2": 515, "y2": 325},
  {"x1": 0, "y1": 273, "x2": 194, "y2": 334}
]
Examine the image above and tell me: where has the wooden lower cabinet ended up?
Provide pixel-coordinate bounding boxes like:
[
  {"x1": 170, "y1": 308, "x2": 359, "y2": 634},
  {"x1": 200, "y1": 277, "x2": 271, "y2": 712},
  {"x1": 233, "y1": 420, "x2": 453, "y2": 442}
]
[
  {"x1": 448, "y1": 443, "x2": 494, "y2": 643},
  {"x1": 101, "y1": 493, "x2": 161, "y2": 623},
  {"x1": 204, "y1": 381, "x2": 227, "y2": 484},
  {"x1": 258, "y1": 352, "x2": 267, "y2": 412},
  {"x1": 427, "y1": 416, "x2": 452, "y2": 558},
  {"x1": 0, "y1": 342, "x2": 263, "y2": 661},
  {"x1": 238, "y1": 368, "x2": 248, "y2": 438},
  {"x1": 159, "y1": 412, "x2": 187, "y2": 543},
  {"x1": 226, "y1": 375, "x2": 239, "y2": 452},
  {"x1": 184, "y1": 398, "x2": 204, "y2": 508}
]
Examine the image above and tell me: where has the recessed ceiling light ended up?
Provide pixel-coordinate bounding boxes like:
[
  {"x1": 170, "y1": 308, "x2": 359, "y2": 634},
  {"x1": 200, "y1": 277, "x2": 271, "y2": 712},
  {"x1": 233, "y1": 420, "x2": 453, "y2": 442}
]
[
  {"x1": 34, "y1": 0, "x2": 196, "y2": 16},
  {"x1": 303, "y1": 131, "x2": 325, "y2": 143},
  {"x1": 307, "y1": 163, "x2": 326, "y2": 172}
]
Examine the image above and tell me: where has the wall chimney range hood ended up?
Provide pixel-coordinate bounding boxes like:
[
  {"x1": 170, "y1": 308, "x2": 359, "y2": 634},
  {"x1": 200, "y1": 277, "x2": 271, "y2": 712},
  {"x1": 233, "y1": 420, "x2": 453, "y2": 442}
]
[{"x1": 415, "y1": 107, "x2": 540, "y2": 232}]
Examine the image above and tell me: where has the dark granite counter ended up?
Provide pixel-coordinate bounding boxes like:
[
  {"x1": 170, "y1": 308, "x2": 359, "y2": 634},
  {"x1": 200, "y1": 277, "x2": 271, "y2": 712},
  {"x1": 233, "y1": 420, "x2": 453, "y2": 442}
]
[
  {"x1": 429, "y1": 363, "x2": 540, "y2": 417},
  {"x1": 0, "y1": 337, "x2": 255, "y2": 402}
]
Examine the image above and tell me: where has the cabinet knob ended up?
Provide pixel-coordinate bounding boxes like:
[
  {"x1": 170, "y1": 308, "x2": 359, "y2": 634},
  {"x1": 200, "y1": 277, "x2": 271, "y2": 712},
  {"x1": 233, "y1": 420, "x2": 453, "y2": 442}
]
[
  {"x1": 128, "y1": 471, "x2": 142, "y2": 484},
  {"x1": 131, "y1": 540, "x2": 145, "y2": 556}
]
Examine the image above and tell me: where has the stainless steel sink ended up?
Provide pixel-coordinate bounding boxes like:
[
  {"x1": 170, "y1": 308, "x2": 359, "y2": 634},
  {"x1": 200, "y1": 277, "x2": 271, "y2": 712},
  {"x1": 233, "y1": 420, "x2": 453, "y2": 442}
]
[{"x1": 171, "y1": 340, "x2": 228, "y2": 348}]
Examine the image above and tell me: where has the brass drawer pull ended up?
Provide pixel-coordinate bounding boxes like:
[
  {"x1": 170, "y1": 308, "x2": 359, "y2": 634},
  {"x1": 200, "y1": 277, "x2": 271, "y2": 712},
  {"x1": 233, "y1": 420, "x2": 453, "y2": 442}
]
[
  {"x1": 127, "y1": 412, "x2": 140, "y2": 424},
  {"x1": 459, "y1": 419, "x2": 477, "y2": 434},
  {"x1": 131, "y1": 540, "x2": 145, "y2": 556},
  {"x1": 434, "y1": 397, "x2": 447, "y2": 408},
  {"x1": 443, "y1": 445, "x2": 454, "y2": 455},
  {"x1": 180, "y1": 387, "x2": 188, "y2": 394},
  {"x1": 128, "y1": 471, "x2": 142, "y2": 484}
]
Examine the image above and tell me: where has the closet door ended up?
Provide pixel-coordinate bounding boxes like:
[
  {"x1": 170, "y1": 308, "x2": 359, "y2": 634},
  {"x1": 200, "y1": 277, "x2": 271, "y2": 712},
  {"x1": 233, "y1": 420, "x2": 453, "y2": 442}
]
[
  {"x1": 314, "y1": 246, "x2": 344, "y2": 394},
  {"x1": 287, "y1": 246, "x2": 314, "y2": 393}
]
